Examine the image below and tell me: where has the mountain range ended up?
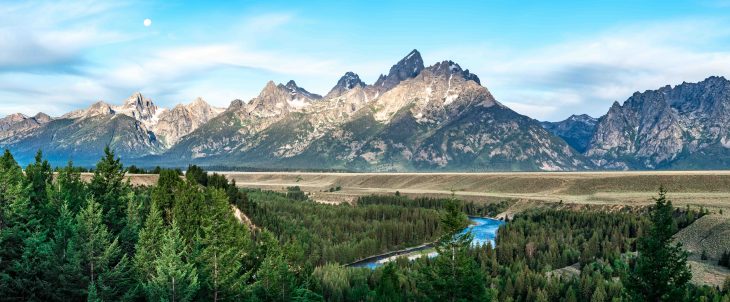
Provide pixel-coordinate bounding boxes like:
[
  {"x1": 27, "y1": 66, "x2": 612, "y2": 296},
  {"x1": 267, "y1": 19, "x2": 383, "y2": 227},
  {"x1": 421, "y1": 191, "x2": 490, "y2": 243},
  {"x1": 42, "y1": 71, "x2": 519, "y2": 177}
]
[{"x1": 1, "y1": 50, "x2": 729, "y2": 171}]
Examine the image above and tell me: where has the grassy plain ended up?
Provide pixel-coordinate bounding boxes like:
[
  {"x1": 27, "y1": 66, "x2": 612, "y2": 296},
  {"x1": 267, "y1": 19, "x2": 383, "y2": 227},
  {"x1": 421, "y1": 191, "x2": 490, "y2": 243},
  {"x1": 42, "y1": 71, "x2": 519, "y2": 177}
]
[{"x1": 205, "y1": 171, "x2": 730, "y2": 212}]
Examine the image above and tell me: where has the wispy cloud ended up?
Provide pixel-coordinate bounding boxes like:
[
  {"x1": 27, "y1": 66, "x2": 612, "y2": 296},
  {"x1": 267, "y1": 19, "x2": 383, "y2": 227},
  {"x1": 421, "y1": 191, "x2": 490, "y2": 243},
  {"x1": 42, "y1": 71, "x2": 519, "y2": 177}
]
[
  {"x1": 443, "y1": 19, "x2": 730, "y2": 120},
  {"x1": 0, "y1": 0, "x2": 128, "y2": 73}
]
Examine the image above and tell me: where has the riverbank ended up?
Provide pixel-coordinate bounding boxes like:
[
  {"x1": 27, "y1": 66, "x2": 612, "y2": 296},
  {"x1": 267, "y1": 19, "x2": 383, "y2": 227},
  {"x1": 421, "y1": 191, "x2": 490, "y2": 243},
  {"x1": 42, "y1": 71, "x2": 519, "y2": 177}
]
[{"x1": 348, "y1": 217, "x2": 505, "y2": 269}]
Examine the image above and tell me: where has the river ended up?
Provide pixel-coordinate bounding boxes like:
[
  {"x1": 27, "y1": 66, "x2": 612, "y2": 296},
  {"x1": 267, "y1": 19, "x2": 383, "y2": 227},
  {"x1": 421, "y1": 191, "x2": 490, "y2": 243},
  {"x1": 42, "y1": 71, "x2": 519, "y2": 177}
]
[{"x1": 349, "y1": 217, "x2": 505, "y2": 269}]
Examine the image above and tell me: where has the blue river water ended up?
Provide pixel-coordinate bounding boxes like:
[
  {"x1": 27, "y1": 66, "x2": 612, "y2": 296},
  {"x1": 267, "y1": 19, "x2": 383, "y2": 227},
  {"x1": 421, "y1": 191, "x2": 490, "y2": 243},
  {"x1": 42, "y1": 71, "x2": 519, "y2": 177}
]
[
  {"x1": 352, "y1": 217, "x2": 505, "y2": 269},
  {"x1": 462, "y1": 216, "x2": 505, "y2": 247}
]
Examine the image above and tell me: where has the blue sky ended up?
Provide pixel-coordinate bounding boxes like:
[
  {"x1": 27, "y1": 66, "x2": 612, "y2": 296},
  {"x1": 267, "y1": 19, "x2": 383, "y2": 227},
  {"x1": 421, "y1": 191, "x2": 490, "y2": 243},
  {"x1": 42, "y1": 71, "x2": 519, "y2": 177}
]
[{"x1": 2, "y1": 0, "x2": 730, "y2": 121}]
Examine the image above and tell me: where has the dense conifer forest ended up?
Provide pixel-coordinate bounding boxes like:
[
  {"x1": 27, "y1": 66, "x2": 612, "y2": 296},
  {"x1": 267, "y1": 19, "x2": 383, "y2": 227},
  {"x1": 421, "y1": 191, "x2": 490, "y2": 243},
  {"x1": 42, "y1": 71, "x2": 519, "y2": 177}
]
[{"x1": 0, "y1": 148, "x2": 728, "y2": 301}]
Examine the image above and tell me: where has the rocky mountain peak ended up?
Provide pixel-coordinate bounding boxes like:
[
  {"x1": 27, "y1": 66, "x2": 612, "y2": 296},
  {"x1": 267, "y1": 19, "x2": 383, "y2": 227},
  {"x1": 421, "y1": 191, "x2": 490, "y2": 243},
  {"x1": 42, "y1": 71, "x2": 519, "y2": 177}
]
[
  {"x1": 0, "y1": 112, "x2": 52, "y2": 139},
  {"x1": 87, "y1": 101, "x2": 115, "y2": 116},
  {"x1": 567, "y1": 114, "x2": 597, "y2": 123},
  {"x1": 0, "y1": 113, "x2": 29, "y2": 131},
  {"x1": 263, "y1": 80, "x2": 278, "y2": 90},
  {"x1": 32, "y1": 112, "x2": 52, "y2": 123},
  {"x1": 325, "y1": 71, "x2": 367, "y2": 99},
  {"x1": 152, "y1": 97, "x2": 224, "y2": 147},
  {"x1": 585, "y1": 76, "x2": 730, "y2": 169},
  {"x1": 278, "y1": 80, "x2": 323, "y2": 101},
  {"x1": 373, "y1": 49, "x2": 425, "y2": 91},
  {"x1": 426, "y1": 60, "x2": 481, "y2": 85},
  {"x1": 3, "y1": 113, "x2": 28, "y2": 122},
  {"x1": 188, "y1": 97, "x2": 212, "y2": 110},
  {"x1": 228, "y1": 99, "x2": 245, "y2": 110},
  {"x1": 120, "y1": 92, "x2": 158, "y2": 121},
  {"x1": 541, "y1": 114, "x2": 598, "y2": 153},
  {"x1": 284, "y1": 80, "x2": 298, "y2": 90},
  {"x1": 245, "y1": 81, "x2": 300, "y2": 117}
]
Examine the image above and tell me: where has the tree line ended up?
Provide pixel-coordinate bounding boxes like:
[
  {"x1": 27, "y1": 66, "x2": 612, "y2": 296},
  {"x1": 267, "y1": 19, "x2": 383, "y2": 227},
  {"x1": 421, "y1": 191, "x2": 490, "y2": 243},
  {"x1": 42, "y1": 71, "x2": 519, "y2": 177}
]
[{"x1": 1, "y1": 147, "x2": 728, "y2": 301}]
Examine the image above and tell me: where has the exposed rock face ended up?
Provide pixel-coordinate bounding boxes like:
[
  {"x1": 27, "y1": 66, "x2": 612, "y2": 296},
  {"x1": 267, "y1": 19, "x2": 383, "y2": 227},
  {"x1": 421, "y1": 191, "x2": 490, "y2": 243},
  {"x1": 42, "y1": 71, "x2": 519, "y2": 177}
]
[
  {"x1": 0, "y1": 113, "x2": 53, "y2": 140},
  {"x1": 282, "y1": 80, "x2": 322, "y2": 102},
  {"x1": 0, "y1": 93, "x2": 220, "y2": 165},
  {"x1": 245, "y1": 80, "x2": 321, "y2": 118},
  {"x1": 541, "y1": 114, "x2": 598, "y2": 153},
  {"x1": 373, "y1": 49, "x2": 425, "y2": 92},
  {"x1": 119, "y1": 92, "x2": 159, "y2": 122},
  {"x1": 152, "y1": 98, "x2": 224, "y2": 147},
  {"x1": 164, "y1": 49, "x2": 589, "y2": 171},
  {"x1": 62, "y1": 101, "x2": 115, "y2": 119},
  {"x1": 62, "y1": 93, "x2": 159, "y2": 122},
  {"x1": 586, "y1": 76, "x2": 730, "y2": 169},
  {"x1": 6, "y1": 49, "x2": 730, "y2": 171},
  {"x1": 33, "y1": 113, "x2": 52, "y2": 124},
  {"x1": 325, "y1": 72, "x2": 366, "y2": 99},
  {"x1": 0, "y1": 113, "x2": 30, "y2": 131}
]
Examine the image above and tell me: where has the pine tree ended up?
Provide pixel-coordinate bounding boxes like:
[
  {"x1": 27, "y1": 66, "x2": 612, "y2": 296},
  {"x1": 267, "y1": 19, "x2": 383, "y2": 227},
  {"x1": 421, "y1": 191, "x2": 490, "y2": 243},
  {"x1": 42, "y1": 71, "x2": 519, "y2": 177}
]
[
  {"x1": 54, "y1": 161, "x2": 87, "y2": 214},
  {"x1": 119, "y1": 190, "x2": 143, "y2": 258},
  {"x1": 134, "y1": 200, "x2": 165, "y2": 281},
  {"x1": 48, "y1": 201, "x2": 85, "y2": 300},
  {"x1": 185, "y1": 165, "x2": 208, "y2": 186},
  {"x1": 88, "y1": 146, "x2": 130, "y2": 233},
  {"x1": 76, "y1": 197, "x2": 132, "y2": 300},
  {"x1": 416, "y1": 197, "x2": 486, "y2": 301},
  {"x1": 0, "y1": 149, "x2": 23, "y2": 203},
  {"x1": 151, "y1": 169, "x2": 183, "y2": 223},
  {"x1": 0, "y1": 169, "x2": 47, "y2": 299},
  {"x1": 375, "y1": 263, "x2": 403, "y2": 302},
  {"x1": 197, "y1": 189, "x2": 250, "y2": 301},
  {"x1": 24, "y1": 150, "x2": 53, "y2": 217},
  {"x1": 252, "y1": 251, "x2": 296, "y2": 302},
  {"x1": 627, "y1": 187, "x2": 691, "y2": 301},
  {"x1": 591, "y1": 283, "x2": 606, "y2": 302},
  {"x1": 145, "y1": 220, "x2": 199, "y2": 302},
  {"x1": 173, "y1": 180, "x2": 206, "y2": 241},
  {"x1": 10, "y1": 226, "x2": 53, "y2": 300}
]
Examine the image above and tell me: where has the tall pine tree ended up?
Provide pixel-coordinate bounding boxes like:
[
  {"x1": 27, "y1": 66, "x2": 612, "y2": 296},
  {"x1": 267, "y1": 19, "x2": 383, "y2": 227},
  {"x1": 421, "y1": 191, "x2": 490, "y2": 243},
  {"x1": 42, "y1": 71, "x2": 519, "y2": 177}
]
[
  {"x1": 76, "y1": 197, "x2": 133, "y2": 300},
  {"x1": 134, "y1": 200, "x2": 165, "y2": 282},
  {"x1": 627, "y1": 187, "x2": 691, "y2": 301},
  {"x1": 197, "y1": 188, "x2": 251, "y2": 301},
  {"x1": 151, "y1": 169, "x2": 183, "y2": 223},
  {"x1": 416, "y1": 198, "x2": 487, "y2": 302},
  {"x1": 145, "y1": 220, "x2": 199, "y2": 302},
  {"x1": 24, "y1": 150, "x2": 53, "y2": 221},
  {"x1": 54, "y1": 161, "x2": 87, "y2": 214},
  {"x1": 88, "y1": 146, "x2": 130, "y2": 234}
]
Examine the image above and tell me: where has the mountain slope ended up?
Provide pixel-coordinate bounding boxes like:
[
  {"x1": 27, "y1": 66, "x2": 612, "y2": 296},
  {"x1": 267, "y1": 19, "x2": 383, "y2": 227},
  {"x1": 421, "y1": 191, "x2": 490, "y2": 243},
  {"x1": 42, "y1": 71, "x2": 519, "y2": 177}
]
[
  {"x1": 586, "y1": 76, "x2": 730, "y2": 169},
  {"x1": 0, "y1": 93, "x2": 222, "y2": 165},
  {"x1": 541, "y1": 114, "x2": 598, "y2": 153},
  {"x1": 162, "y1": 50, "x2": 590, "y2": 171},
  {"x1": 152, "y1": 97, "x2": 224, "y2": 147},
  {"x1": 0, "y1": 113, "x2": 52, "y2": 140},
  {"x1": 0, "y1": 114, "x2": 162, "y2": 165}
]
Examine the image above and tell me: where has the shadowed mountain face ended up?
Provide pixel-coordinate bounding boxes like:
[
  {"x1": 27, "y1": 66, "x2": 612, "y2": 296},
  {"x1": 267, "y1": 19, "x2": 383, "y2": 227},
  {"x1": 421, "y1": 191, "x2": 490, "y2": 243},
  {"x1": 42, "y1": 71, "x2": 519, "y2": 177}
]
[
  {"x1": 542, "y1": 114, "x2": 598, "y2": 153},
  {"x1": 2, "y1": 50, "x2": 729, "y2": 171}
]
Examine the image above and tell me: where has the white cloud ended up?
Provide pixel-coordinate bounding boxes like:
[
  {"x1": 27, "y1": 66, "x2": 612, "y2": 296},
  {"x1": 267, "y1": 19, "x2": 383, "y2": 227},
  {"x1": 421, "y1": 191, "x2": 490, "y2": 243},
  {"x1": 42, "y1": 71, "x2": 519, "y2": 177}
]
[
  {"x1": 0, "y1": 0, "x2": 128, "y2": 70},
  {"x1": 440, "y1": 19, "x2": 730, "y2": 121}
]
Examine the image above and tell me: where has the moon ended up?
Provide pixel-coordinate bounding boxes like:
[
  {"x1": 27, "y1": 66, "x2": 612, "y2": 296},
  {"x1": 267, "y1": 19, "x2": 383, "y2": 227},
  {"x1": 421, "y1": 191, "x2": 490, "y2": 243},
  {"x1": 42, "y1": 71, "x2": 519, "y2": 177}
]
[{"x1": 143, "y1": 18, "x2": 152, "y2": 27}]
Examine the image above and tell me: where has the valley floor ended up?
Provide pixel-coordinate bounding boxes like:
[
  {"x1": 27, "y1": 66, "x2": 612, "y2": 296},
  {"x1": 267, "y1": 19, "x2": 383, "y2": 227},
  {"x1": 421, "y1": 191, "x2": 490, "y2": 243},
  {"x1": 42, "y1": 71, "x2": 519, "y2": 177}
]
[{"x1": 195, "y1": 171, "x2": 730, "y2": 212}]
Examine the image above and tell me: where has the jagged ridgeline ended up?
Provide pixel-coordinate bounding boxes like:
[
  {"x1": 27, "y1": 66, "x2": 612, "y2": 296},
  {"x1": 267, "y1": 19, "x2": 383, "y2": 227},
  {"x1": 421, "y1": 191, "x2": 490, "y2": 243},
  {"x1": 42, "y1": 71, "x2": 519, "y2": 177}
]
[
  {"x1": 541, "y1": 76, "x2": 730, "y2": 169},
  {"x1": 4, "y1": 50, "x2": 730, "y2": 171}
]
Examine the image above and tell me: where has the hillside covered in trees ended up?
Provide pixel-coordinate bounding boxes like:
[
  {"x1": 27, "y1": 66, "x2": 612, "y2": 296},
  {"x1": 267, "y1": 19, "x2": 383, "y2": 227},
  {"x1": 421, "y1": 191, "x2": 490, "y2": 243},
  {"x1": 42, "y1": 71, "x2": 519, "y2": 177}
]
[{"x1": 0, "y1": 148, "x2": 728, "y2": 301}]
